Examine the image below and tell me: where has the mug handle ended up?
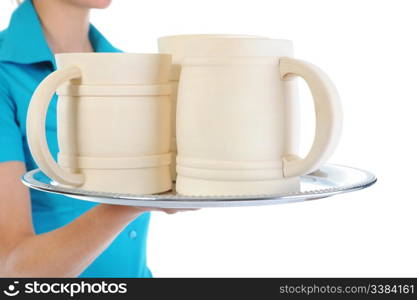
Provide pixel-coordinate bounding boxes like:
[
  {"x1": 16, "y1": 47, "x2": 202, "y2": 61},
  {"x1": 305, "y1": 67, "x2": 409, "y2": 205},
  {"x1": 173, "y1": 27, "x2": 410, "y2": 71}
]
[
  {"x1": 279, "y1": 57, "x2": 343, "y2": 178},
  {"x1": 26, "y1": 66, "x2": 84, "y2": 186}
]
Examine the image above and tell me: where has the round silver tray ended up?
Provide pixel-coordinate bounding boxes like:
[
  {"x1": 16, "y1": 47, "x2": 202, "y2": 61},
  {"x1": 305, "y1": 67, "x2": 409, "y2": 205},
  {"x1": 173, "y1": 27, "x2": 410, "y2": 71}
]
[{"x1": 21, "y1": 164, "x2": 376, "y2": 208}]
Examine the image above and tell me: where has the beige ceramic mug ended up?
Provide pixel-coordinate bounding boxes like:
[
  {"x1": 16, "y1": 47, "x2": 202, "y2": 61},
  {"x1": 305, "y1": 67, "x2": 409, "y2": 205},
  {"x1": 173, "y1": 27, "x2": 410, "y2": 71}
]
[
  {"x1": 176, "y1": 38, "x2": 343, "y2": 196},
  {"x1": 27, "y1": 53, "x2": 173, "y2": 194},
  {"x1": 158, "y1": 34, "x2": 270, "y2": 181}
]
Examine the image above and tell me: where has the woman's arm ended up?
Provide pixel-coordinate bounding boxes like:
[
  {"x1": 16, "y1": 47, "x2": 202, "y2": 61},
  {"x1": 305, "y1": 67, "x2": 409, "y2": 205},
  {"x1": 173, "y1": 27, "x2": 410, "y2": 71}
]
[{"x1": 0, "y1": 161, "x2": 171, "y2": 277}]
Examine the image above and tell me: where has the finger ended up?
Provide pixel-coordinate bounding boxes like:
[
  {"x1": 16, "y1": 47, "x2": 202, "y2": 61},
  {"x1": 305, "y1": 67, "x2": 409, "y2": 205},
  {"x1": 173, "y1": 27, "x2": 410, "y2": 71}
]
[
  {"x1": 144, "y1": 207, "x2": 200, "y2": 213},
  {"x1": 164, "y1": 209, "x2": 178, "y2": 214}
]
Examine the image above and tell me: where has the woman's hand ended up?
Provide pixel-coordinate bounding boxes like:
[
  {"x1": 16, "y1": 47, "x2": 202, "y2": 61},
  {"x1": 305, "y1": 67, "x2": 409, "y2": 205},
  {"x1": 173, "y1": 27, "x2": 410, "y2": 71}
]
[
  {"x1": 99, "y1": 203, "x2": 197, "y2": 219},
  {"x1": 0, "y1": 161, "x2": 197, "y2": 277}
]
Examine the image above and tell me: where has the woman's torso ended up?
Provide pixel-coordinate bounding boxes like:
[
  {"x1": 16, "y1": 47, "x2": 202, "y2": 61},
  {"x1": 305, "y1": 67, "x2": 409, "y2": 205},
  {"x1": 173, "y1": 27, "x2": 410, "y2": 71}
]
[{"x1": 0, "y1": 0, "x2": 152, "y2": 277}]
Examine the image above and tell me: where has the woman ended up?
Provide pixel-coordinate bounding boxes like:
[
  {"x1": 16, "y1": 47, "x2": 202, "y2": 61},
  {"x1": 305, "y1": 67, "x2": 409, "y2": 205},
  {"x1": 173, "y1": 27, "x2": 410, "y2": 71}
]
[{"x1": 0, "y1": 0, "x2": 182, "y2": 278}]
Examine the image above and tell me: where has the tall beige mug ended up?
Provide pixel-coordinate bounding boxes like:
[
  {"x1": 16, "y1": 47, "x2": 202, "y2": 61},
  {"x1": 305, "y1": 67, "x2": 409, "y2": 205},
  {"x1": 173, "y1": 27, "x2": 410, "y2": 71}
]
[
  {"x1": 26, "y1": 53, "x2": 173, "y2": 194},
  {"x1": 158, "y1": 34, "x2": 278, "y2": 181},
  {"x1": 176, "y1": 39, "x2": 343, "y2": 196}
]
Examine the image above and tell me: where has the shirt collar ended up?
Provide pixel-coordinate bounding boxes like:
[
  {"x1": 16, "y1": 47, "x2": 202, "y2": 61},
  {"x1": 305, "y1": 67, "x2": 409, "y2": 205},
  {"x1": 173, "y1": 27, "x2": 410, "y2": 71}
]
[{"x1": 0, "y1": 0, "x2": 120, "y2": 68}]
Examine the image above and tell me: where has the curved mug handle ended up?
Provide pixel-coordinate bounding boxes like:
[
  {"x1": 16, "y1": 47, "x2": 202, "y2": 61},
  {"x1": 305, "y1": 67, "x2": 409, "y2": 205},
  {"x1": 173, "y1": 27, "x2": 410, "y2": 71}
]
[
  {"x1": 26, "y1": 66, "x2": 84, "y2": 186},
  {"x1": 279, "y1": 57, "x2": 343, "y2": 178}
]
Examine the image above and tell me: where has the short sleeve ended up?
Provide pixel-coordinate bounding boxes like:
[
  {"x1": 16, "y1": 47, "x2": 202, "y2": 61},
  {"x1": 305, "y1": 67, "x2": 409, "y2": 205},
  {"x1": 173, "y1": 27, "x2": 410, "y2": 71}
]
[{"x1": 0, "y1": 78, "x2": 25, "y2": 163}]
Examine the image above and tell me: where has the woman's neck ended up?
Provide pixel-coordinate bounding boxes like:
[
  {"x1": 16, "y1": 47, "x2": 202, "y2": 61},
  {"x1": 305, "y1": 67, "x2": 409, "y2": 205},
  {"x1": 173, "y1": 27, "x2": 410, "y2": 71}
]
[{"x1": 33, "y1": 0, "x2": 94, "y2": 54}]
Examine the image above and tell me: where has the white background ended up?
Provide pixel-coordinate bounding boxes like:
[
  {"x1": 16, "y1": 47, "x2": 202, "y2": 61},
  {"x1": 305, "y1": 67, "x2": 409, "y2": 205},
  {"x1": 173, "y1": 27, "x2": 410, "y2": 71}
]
[{"x1": 1, "y1": 0, "x2": 416, "y2": 277}]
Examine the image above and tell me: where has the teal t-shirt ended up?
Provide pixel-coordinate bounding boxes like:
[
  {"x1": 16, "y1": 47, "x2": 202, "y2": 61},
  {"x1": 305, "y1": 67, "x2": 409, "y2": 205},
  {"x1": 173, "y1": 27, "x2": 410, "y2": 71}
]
[{"x1": 0, "y1": 0, "x2": 152, "y2": 278}]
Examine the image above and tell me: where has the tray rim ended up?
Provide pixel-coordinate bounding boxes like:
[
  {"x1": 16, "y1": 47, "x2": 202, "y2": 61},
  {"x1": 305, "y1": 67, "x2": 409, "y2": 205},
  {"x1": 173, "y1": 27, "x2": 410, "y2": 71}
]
[{"x1": 21, "y1": 164, "x2": 377, "y2": 207}]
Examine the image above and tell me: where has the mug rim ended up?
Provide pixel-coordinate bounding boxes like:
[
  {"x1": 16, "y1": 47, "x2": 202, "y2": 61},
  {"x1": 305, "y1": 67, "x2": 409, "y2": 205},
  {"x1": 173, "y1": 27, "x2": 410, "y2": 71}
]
[
  {"x1": 158, "y1": 33, "x2": 268, "y2": 41},
  {"x1": 158, "y1": 35, "x2": 292, "y2": 44},
  {"x1": 55, "y1": 52, "x2": 171, "y2": 59},
  {"x1": 184, "y1": 38, "x2": 293, "y2": 45}
]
